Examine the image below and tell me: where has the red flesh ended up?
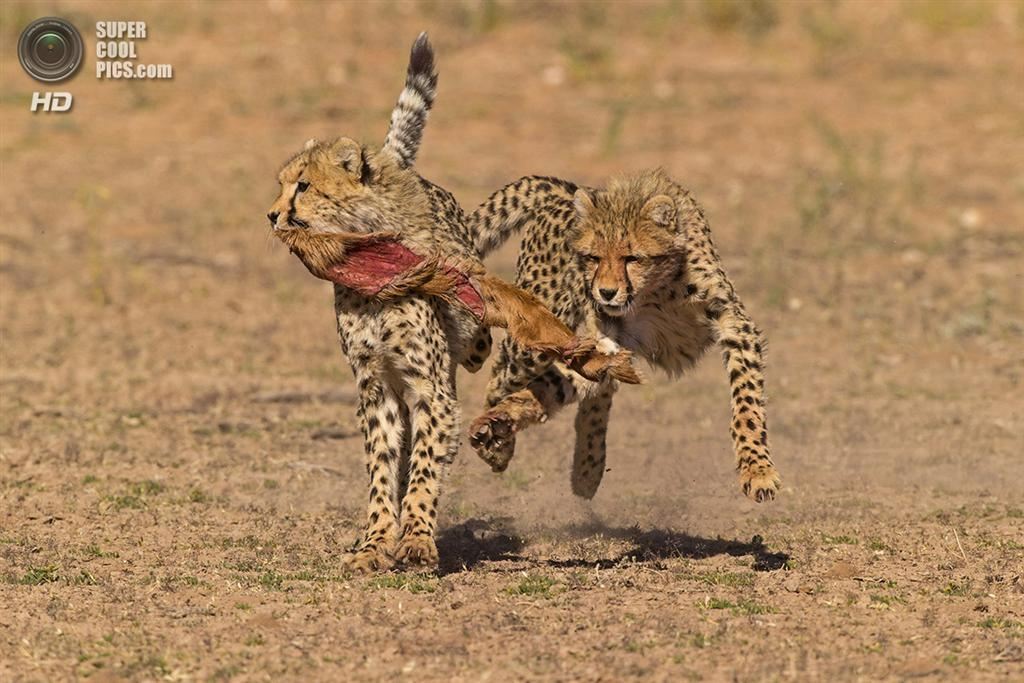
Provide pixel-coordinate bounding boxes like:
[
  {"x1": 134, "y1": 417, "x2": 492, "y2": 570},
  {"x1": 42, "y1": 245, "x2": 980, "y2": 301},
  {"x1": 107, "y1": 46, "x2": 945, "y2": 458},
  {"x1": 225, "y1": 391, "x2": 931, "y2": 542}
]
[{"x1": 324, "y1": 238, "x2": 486, "y2": 319}]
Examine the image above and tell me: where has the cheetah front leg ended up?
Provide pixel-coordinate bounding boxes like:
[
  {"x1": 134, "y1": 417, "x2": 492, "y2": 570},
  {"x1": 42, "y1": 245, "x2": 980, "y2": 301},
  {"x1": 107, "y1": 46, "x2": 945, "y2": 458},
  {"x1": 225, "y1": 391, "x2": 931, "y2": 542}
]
[
  {"x1": 471, "y1": 366, "x2": 583, "y2": 472},
  {"x1": 570, "y1": 382, "x2": 617, "y2": 499},
  {"x1": 711, "y1": 302, "x2": 781, "y2": 502},
  {"x1": 393, "y1": 373, "x2": 459, "y2": 570},
  {"x1": 344, "y1": 363, "x2": 405, "y2": 573}
]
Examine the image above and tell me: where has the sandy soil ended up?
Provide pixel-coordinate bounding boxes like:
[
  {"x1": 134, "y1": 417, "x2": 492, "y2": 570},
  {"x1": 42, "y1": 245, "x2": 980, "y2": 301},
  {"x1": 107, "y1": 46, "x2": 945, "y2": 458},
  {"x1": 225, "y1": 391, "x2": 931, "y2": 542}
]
[{"x1": 1, "y1": 1, "x2": 1022, "y2": 681}]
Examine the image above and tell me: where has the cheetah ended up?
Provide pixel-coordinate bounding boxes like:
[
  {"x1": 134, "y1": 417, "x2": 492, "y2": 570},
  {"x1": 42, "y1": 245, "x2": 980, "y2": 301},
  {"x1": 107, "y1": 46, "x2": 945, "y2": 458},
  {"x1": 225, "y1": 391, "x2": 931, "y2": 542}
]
[
  {"x1": 267, "y1": 35, "x2": 637, "y2": 573},
  {"x1": 468, "y1": 169, "x2": 781, "y2": 503}
]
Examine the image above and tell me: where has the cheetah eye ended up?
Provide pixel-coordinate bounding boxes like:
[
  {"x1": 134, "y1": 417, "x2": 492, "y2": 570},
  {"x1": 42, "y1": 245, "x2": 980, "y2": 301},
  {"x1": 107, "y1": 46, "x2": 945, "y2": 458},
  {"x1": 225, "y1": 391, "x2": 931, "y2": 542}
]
[
  {"x1": 623, "y1": 255, "x2": 639, "y2": 264},
  {"x1": 296, "y1": 180, "x2": 310, "y2": 193},
  {"x1": 580, "y1": 254, "x2": 599, "y2": 264}
]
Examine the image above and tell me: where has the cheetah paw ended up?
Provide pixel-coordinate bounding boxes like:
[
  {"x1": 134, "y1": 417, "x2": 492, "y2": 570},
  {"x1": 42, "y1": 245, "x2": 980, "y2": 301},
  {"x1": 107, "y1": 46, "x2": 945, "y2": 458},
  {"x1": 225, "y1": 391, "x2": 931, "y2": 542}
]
[
  {"x1": 394, "y1": 534, "x2": 438, "y2": 569},
  {"x1": 342, "y1": 544, "x2": 396, "y2": 574},
  {"x1": 740, "y1": 464, "x2": 781, "y2": 503},
  {"x1": 469, "y1": 411, "x2": 516, "y2": 472}
]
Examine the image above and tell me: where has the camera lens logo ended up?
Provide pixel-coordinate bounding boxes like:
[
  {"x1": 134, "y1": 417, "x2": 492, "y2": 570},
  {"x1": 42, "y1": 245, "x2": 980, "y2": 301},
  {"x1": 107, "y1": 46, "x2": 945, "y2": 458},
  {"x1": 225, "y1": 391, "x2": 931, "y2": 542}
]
[{"x1": 18, "y1": 17, "x2": 84, "y2": 83}]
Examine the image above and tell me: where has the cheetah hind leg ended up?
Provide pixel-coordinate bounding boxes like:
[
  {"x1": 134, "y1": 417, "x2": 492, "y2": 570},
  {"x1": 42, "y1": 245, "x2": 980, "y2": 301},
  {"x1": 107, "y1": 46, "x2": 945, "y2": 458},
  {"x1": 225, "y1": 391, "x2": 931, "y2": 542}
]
[
  {"x1": 570, "y1": 384, "x2": 615, "y2": 499},
  {"x1": 460, "y1": 327, "x2": 492, "y2": 373}
]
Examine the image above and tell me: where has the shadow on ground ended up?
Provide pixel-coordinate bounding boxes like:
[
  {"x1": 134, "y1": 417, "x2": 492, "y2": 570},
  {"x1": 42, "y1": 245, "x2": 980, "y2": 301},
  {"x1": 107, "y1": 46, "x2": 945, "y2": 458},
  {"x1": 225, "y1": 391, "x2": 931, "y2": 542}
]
[
  {"x1": 437, "y1": 518, "x2": 525, "y2": 574},
  {"x1": 437, "y1": 518, "x2": 789, "y2": 575}
]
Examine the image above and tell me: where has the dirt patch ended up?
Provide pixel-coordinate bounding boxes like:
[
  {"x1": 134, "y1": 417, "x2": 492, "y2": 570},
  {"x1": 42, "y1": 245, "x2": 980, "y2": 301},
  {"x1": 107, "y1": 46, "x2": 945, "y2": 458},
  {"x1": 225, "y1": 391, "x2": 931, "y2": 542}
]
[{"x1": 1, "y1": 1, "x2": 1022, "y2": 681}]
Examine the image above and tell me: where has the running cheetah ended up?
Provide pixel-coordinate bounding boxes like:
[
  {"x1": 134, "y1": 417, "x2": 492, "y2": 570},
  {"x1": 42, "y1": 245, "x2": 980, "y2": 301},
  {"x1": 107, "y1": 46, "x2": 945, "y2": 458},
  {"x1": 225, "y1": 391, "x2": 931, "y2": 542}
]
[
  {"x1": 468, "y1": 169, "x2": 781, "y2": 503},
  {"x1": 267, "y1": 35, "x2": 637, "y2": 573}
]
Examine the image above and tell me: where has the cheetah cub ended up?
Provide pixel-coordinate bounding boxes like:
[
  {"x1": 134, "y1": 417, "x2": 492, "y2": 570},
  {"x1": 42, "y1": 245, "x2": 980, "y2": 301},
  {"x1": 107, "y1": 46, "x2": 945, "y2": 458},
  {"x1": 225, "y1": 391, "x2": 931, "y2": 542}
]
[
  {"x1": 267, "y1": 36, "x2": 637, "y2": 573},
  {"x1": 469, "y1": 169, "x2": 781, "y2": 503}
]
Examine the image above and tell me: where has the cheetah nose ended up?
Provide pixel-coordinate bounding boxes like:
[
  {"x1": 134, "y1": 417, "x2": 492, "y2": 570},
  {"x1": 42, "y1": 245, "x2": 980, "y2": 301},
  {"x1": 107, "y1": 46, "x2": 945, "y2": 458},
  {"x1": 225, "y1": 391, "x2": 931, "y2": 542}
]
[
  {"x1": 599, "y1": 287, "x2": 619, "y2": 302},
  {"x1": 267, "y1": 211, "x2": 280, "y2": 228}
]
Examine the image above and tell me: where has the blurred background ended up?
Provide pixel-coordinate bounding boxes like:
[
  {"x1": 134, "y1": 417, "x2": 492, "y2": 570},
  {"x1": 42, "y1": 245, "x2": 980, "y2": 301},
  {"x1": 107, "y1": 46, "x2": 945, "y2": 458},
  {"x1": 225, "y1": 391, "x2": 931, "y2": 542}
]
[
  {"x1": 1, "y1": 2, "x2": 1022, "y2": 678},
  {"x1": 2, "y1": 0, "x2": 1020, "y2": 500}
]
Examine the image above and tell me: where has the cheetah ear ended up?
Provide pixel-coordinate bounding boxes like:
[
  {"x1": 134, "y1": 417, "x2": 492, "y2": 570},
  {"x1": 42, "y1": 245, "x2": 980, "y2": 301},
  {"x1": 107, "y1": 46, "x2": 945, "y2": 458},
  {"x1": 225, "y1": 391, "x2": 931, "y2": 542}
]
[
  {"x1": 643, "y1": 194, "x2": 676, "y2": 228},
  {"x1": 304, "y1": 138, "x2": 318, "y2": 150},
  {"x1": 573, "y1": 189, "x2": 596, "y2": 219},
  {"x1": 329, "y1": 138, "x2": 365, "y2": 181}
]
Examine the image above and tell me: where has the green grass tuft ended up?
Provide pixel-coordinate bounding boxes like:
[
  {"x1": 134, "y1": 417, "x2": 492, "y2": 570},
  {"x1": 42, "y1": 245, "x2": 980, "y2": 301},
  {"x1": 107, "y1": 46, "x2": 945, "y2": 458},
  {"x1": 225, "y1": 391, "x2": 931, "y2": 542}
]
[
  {"x1": 695, "y1": 570, "x2": 756, "y2": 587},
  {"x1": 506, "y1": 574, "x2": 557, "y2": 598},
  {"x1": 258, "y1": 570, "x2": 284, "y2": 591},
  {"x1": 82, "y1": 543, "x2": 118, "y2": 559},
  {"x1": 700, "y1": 597, "x2": 774, "y2": 615},
  {"x1": 869, "y1": 593, "x2": 907, "y2": 607},
  {"x1": 19, "y1": 565, "x2": 60, "y2": 585},
  {"x1": 979, "y1": 617, "x2": 1023, "y2": 631},
  {"x1": 188, "y1": 487, "x2": 212, "y2": 503},
  {"x1": 103, "y1": 480, "x2": 165, "y2": 510},
  {"x1": 941, "y1": 580, "x2": 971, "y2": 597}
]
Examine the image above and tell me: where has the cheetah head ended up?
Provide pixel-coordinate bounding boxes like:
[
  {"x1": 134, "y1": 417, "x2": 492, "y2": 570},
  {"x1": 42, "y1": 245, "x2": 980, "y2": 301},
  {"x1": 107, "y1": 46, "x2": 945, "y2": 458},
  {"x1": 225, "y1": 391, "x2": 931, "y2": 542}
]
[
  {"x1": 267, "y1": 137, "x2": 422, "y2": 238},
  {"x1": 571, "y1": 179, "x2": 683, "y2": 318}
]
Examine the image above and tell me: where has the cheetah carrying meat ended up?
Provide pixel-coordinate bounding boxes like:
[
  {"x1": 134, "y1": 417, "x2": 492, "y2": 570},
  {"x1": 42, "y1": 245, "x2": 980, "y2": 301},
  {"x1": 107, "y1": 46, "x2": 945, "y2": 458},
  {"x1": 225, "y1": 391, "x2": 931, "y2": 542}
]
[
  {"x1": 466, "y1": 169, "x2": 781, "y2": 503},
  {"x1": 266, "y1": 34, "x2": 638, "y2": 574}
]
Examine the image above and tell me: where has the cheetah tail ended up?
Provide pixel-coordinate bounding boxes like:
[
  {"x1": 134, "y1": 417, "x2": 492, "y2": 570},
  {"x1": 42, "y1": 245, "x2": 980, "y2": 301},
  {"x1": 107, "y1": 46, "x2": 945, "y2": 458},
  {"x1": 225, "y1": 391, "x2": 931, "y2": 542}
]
[
  {"x1": 381, "y1": 32, "x2": 438, "y2": 169},
  {"x1": 471, "y1": 176, "x2": 580, "y2": 257}
]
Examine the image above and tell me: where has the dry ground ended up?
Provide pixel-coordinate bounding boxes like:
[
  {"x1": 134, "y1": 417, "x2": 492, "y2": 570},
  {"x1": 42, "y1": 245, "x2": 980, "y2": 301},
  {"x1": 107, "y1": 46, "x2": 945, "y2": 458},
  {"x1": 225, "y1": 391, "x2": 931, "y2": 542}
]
[{"x1": 1, "y1": 1, "x2": 1022, "y2": 681}]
